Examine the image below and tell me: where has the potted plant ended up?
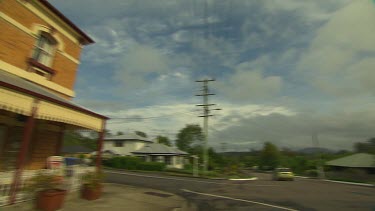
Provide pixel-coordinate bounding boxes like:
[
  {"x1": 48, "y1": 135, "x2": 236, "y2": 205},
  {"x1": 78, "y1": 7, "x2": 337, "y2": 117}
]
[
  {"x1": 26, "y1": 170, "x2": 67, "y2": 211},
  {"x1": 80, "y1": 170, "x2": 104, "y2": 200}
]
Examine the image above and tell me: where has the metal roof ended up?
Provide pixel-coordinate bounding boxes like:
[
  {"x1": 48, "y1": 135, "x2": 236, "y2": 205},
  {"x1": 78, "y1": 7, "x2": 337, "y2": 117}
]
[
  {"x1": 0, "y1": 71, "x2": 108, "y2": 119},
  {"x1": 132, "y1": 143, "x2": 188, "y2": 155},
  {"x1": 326, "y1": 153, "x2": 375, "y2": 168},
  {"x1": 104, "y1": 133, "x2": 153, "y2": 142}
]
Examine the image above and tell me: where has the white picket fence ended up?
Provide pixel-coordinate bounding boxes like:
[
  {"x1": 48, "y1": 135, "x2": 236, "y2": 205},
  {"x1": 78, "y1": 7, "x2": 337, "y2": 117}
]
[{"x1": 0, "y1": 166, "x2": 95, "y2": 206}]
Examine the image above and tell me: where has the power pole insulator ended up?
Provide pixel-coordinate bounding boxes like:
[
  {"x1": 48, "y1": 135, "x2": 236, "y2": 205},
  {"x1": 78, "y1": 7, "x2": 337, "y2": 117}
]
[{"x1": 195, "y1": 78, "x2": 221, "y2": 173}]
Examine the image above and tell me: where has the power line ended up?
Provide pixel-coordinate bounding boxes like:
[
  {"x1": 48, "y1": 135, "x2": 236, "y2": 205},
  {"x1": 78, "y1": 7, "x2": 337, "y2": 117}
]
[
  {"x1": 107, "y1": 111, "x2": 198, "y2": 120},
  {"x1": 195, "y1": 78, "x2": 221, "y2": 172}
]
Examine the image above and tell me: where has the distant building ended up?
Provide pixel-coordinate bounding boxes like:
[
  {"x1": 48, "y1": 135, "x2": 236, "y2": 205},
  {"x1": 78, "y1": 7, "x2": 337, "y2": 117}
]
[
  {"x1": 104, "y1": 133, "x2": 153, "y2": 156},
  {"x1": 326, "y1": 153, "x2": 375, "y2": 174},
  {"x1": 132, "y1": 143, "x2": 188, "y2": 169},
  {"x1": 103, "y1": 133, "x2": 188, "y2": 169}
]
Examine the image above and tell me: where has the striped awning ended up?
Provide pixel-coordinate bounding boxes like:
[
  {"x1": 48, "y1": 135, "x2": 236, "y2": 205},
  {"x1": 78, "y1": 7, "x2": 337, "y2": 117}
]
[
  {"x1": 37, "y1": 100, "x2": 103, "y2": 131},
  {"x1": 0, "y1": 71, "x2": 107, "y2": 131},
  {"x1": 0, "y1": 86, "x2": 105, "y2": 131},
  {"x1": 0, "y1": 87, "x2": 34, "y2": 116}
]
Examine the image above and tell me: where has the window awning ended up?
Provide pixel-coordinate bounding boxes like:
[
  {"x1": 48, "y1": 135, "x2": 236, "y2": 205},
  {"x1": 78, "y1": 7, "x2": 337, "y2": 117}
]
[
  {"x1": 0, "y1": 86, "x2": 34, "y2": 116},
  {"x1": 0, "y1": 72, "x2": 108, "y2": 131},
  {"x1": 37, "y1": 100, "x2": 104, "y2": 131}
]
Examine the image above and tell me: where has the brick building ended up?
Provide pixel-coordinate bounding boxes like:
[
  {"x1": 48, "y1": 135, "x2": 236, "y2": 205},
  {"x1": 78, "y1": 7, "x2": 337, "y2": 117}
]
[{"x1": 0, "y1": 0, "x2": 108, "y2": 205}]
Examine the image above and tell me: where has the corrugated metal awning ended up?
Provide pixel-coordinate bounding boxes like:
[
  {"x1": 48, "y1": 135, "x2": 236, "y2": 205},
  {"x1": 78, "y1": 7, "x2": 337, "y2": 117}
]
[{"x1": 0, "y1": 72, "x2": 107, "y2": 131}]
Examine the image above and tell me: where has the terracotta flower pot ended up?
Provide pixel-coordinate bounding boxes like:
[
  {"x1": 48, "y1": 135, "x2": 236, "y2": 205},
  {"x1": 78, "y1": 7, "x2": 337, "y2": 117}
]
[
  {"x1": 81, "y1": 184, "x2": 102, "y2": 200},
  {"x1": 36, "y1": 189, "x2": 67, "y2": 211}
]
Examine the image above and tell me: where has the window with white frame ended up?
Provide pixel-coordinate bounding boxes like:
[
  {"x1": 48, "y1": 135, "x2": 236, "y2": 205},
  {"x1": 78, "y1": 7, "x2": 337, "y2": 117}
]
[{"x1": 32, "y1": 33, "x2": 56, "y2": 67}]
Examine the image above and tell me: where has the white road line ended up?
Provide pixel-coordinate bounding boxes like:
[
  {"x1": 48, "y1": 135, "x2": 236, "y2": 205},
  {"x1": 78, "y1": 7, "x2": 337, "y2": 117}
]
[
  {"x1": 229, "y1": 177, "x2": 258, "y2": 181},
  {"x1": 105, "y1": 170, "x2": 278, "y2": 187},
  {"x1": 181, "y1": 189, "x2": 299, "y2": 211}
]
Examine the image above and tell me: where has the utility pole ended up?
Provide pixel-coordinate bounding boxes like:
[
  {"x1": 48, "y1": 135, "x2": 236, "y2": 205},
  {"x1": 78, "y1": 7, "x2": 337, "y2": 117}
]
[
  {"x1": 312, "y1": 132, "x2": 325, "y2": 179},
  {"x1": 195, "y1": 79, "x2": 221, "y2": 173}
]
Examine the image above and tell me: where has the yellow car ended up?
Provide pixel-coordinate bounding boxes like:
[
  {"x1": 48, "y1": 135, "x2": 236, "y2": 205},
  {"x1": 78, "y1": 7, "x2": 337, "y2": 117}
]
[{"x1": 273, "y1": 168, "x2": 294, "y2": 181}]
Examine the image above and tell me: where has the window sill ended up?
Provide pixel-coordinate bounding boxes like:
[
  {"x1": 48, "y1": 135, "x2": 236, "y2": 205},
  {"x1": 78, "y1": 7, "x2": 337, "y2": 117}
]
[{"x1": 28, "y1": 58, "x2": 56, "y2": 75}]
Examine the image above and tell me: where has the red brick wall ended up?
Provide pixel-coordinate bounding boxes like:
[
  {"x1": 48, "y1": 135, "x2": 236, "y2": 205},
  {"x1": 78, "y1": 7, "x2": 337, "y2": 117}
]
[
  {"x1": 28, "y1": 128, "x2": 60, "y2": 170},
  {"x1": 0, "y1": 0, "x2": 83, "y2": 93}
]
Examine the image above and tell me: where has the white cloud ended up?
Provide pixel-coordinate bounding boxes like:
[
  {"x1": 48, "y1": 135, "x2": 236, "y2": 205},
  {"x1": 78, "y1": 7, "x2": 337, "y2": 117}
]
[
  {"x1": 113, "y1": 43, "x2": 171, "y2": 89},
  {"x1": 105, "y1": 103, "x2": 200, "y2": 140},
  {"x1": 297, "y1": 0, "x2": 375, "y2": 97},
  {"x1": 216, "y1": 59, "x2": 283, "y2": 101},
  {"x1": 49, "y1": 0, "x2": 375, "y2": 150},
  {"x1": 211, "y1": 105, "x2": 375, "y2": 150}
]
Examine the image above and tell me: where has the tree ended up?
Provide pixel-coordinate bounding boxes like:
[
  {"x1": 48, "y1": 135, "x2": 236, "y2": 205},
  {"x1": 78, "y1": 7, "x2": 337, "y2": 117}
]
[
  {"x1": 175, "y1": 124, "x2": 203, "y2": 153},
  {"x1": 259, "y1": 142, "x2": 280, "y2": 170},
  {"x1": 156, "y1": 136, "x2": 171, "y2": 146},
  {"x1": 135, "y1": 131, "x2": 147, "y2": 138},
  {"x1": 63, "y1": 130, "x2": 96, "y2": 150},
  {"x1": 354, "y1": 138, "x2": 375, "y2": 154}
]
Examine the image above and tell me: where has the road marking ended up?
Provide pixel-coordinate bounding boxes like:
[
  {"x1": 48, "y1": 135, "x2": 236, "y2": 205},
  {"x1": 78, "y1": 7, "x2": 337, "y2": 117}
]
[
  {"x1": 229, "y1": 177, "x2": 258, "y2": 181},
  {"x1": 181, "y1": 189, "x2": 299, "y2": 211},
  {"x1": 105, "y1": 170, "x2": 278, "y2": 187},
  {"x1": 323, "y1": 180, "x2": 374, "y2": 187}
]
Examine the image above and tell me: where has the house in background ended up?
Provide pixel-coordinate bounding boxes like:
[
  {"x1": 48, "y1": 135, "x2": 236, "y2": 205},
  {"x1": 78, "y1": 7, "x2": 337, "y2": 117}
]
[
  {"x1": 103, "y1": 133, "x2": 189, "y2": 169},
  {"x1": 326, "y1": 153, "x2": 375, "y2": 174},
  {"x1": 104, "y1": 133, "x2": 153, "y2": 156},
  {"x1": 0, "y1": 0, "x2": 107, "y2": 205},
  {"x1": 132, "y1": 143, "x2": 188, "y2": 169},
  {"x1": 325, "y1": 153, "x2": 375, "y2": 182}
]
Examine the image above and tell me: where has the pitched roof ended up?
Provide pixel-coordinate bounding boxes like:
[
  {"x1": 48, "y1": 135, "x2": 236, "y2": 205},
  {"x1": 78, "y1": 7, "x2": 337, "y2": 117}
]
[
  {"x1": 132, "y1": 143, "x2": 188, "y2": 155},
  {"x1": 104, "y1": 133, "x2": 152, "y2": 142},
  {"x1": 326, "y1": 153, "x2": 375, "y2": 168},
  {"x1": 62, "y1": 145, "x2": 93, "y2": 154}
]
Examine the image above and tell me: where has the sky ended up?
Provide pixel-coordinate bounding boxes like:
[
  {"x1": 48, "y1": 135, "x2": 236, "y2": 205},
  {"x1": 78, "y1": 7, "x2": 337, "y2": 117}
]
[{"x1": 50, "y1": 0, "x2": 375, "y2": 151}]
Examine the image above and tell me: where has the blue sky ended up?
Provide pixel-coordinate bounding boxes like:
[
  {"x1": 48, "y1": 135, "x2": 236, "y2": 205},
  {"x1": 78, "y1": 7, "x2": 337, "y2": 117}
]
[{"x1": 50, "y1": 0, "x2": 375, "y2": 151}]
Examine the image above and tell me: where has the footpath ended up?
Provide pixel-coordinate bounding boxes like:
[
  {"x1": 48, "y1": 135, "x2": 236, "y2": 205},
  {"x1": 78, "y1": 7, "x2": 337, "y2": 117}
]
[{"x1": 2, "y1": 183, "x2": 197, "y2": 211}]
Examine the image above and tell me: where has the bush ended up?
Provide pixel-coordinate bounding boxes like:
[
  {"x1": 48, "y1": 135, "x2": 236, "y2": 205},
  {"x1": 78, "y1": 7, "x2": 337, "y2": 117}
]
[
  {"x1": 103, "y1": 157, "x2": 165, "y2": 171},
  {"x1": 104, "y1": 156, "x2": 141, "y2": 169},
  {"x1": 183, "y1": 164, "x2": 193, "y2": 171},
  {"x1": 81, "y1": 170, "x2": 104, "y2": 189},
  {"x1": 25, "y1": 171, "x2": 65, "y2": 195},
  {"x1": 304, "y1": 169, "x2": 319, "y2": 178},
  {"x1": 138, "y1": 162, "x2": 166, "y2": 171},
  {"x1": 166, "y1": 168, "x2": 193, "y2": 175}
]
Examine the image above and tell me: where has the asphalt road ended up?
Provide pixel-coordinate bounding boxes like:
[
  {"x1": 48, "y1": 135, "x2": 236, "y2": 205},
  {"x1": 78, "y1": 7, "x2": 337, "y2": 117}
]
[{"x1": 105, "y1": 170, "x2": 375, "y2": 211}]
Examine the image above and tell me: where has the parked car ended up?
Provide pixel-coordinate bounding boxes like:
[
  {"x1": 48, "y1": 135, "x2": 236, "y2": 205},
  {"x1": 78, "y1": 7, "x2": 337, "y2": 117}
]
[{"x1": 273, "y1": 168, "x2": 294, "y2": 181}]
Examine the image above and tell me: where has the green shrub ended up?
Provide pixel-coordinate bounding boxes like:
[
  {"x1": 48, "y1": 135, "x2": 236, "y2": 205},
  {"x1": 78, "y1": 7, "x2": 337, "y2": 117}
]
[
  {"x1": 138, "y1": 162, "x2": 166, "y2": 171},
  {"x1": 166, "y1": 168, "x2": 192, "y2": 175},
  {"x1": 304, "y1": 169, "x2": 319, "y2": 178},
  {"x1": 104, "y1": 156, "x2": 142, "y2": 169},
  {"x1": 104, "y1": 157, "x2": 165, "y2": 171},
  {"x1": 183, "y1": 164, "x2": 193, "y2": 171},
  {"x1": 81, "y1": 170, "x2": 104, "y2": 189}
]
